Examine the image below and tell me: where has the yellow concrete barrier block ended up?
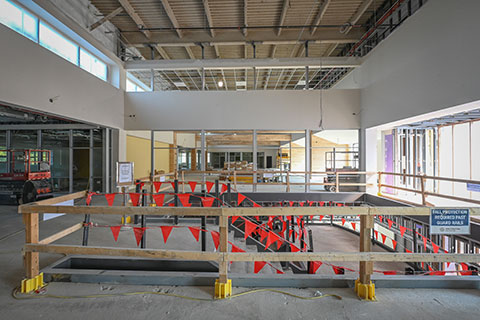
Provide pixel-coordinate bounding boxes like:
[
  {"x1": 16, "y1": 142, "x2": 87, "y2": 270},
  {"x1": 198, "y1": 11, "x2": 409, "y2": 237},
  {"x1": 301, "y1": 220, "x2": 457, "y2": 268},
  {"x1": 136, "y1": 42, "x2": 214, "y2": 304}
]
[
  {"x1": 354, "y1": 279, "x2": 376, "y2": 301},
  {"x1": 214, "y1": 279, "x2": 232, "y2": 299},
  {"x1": 21, "y1": 273, "x2": 44, "y2": 293}
]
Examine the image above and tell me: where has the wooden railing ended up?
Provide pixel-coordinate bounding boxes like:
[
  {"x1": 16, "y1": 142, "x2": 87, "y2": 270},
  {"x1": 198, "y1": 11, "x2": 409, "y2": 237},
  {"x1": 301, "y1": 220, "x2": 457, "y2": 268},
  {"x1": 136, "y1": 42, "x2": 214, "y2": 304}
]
[
  {"x1": 18, "y1": 193, "x2": 480, "y2": 296},
  {"x1": 378, "y1": 172, "x2": 480, "y2": 206}
]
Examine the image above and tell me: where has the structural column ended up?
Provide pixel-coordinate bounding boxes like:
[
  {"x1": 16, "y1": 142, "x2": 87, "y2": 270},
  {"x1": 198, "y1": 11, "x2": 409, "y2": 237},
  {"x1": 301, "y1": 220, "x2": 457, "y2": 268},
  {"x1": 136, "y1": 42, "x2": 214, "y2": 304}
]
[
  {"x1": 21, "y1": 212, "x2": 43, "y2": 293},
  {"x1": 305, "y1": 129, "x2": 311, "y2": 192},
  {"x1": 355, "y1": 214, "x2": 375, "y2": 300},
  {"x1": 215, "y1": 214, "x2": 232, "y2": 298},
  {"x1": 252, "y1": 130, "x2": 257, "y2": 192}
]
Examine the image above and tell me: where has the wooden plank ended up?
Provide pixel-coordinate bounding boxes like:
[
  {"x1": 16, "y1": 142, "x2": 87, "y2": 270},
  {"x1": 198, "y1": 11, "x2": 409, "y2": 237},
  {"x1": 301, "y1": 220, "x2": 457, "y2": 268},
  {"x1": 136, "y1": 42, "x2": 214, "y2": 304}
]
[
  {"x1": 359, "y1": 215, "x2": 373, "y2": 284},
  {"x1": 24, "y1": 213, "x2": 39, "y2": 278},
  {"x1": 19, "y1": 191, "x2": 87, "y2": 210},
  {"x1": 18, "y1": 205, "x2": 480, "y2": 216},
  {"x1": 39, "y1": 223, "x2": 83, "y2": 245},
  {"x1": 224, "y1": 252, "x2": 480, "y2": 263},
  {"x1": 25, "y1": 244, "x2": 221, "y2": 261},
  {"x1": 219, "y1": 216, "x2": 229, "y2": 283},
  {"x1": 379, "y1": 171, "x2": 480, "y2": 185}
]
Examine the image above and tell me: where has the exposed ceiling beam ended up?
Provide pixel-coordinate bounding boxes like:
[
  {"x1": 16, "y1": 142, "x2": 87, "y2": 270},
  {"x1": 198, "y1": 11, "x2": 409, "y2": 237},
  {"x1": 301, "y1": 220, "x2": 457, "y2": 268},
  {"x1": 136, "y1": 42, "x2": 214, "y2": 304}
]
[
  {"x1": 344, "y1": 0, "x2": 374, "y2": 34},
  {"x1": 277, "y1": 0, "x2": 289, "y2": 36},
  {"x1": 125, "y1": 57, "x2": 363, "y2": 71},
  {"x1": 155, "y1": 46, "x2": 171, "y2": 59},
  {"x1": 117, "y1": 0, "x2": 151, "y2": 38},
  {"x1": 325, "y1": 43, "x2": 338, "y2": 57},
  {"x1": 213, "y1": 45, "x2": 220, "y2": 58},
  {"x1": 185, "y1": 46, "x2": 196, "y2": 59},
  {"x1": 125, "y1": 29, "x2": 365, "y2": 47},
  {"x1": 311, "y1": 0, "x2": 331, "y2": 35},
  {"x1": 90, "y1": 6, "x2": 123, "y2": 31},
  {"x1": 243, "y1": 0, "x2": 248, "y2": 36},
  {"x1": 159, "y1": 0, "x2": 183, "y2": 38},
  {"x1": 202, "y1": 0, "x2": 215, "y2": 37},
  {"x1": 270, "y1": 45, "x2": 277, "y2": 58}
]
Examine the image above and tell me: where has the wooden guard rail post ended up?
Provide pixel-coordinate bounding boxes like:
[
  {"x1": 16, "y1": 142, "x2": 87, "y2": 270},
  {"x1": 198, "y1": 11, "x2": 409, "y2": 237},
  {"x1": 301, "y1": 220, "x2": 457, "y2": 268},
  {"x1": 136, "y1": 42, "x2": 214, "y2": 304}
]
[{"x1": 18, "y1": 197, "x2": 480, "y2": 298}]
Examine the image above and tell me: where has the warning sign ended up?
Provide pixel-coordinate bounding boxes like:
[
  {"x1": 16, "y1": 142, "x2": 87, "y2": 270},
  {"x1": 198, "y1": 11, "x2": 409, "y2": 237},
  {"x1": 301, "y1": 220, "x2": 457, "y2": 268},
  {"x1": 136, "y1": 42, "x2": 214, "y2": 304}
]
[{"x1": 430, "y1": 209, "x2": 470, "y2": 235}]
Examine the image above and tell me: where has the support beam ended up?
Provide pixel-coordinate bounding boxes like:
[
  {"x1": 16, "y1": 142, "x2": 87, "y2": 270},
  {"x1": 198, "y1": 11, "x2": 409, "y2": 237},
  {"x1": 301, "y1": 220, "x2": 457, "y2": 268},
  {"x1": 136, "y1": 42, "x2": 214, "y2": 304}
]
[
  {"x1": 325, "y1": 43, "x2": 338, "y2": 56},
  {"x1": 202, "y1": 0, "x2": 215, "y2": 37},
  {"x1": 277, "y1": 0, "x2": 289, "y2": 36},
  {"x1": 125, "y1": 57, "x2": 362, "y2": 70},
  {"x1": 118, "y1": 0, "x2": 151, "y2": 39},
  {"x1": 155, "y1": 46, "x2": 171, "y2": 59},
  {"x1": 243, "y1": 0, "x2": 248, "y2": 36},
  {"x1": 185, "y1": 46, "x2": 196, "y2": 59},
  {"x1": 125, "y1": 29, "x2": 364, "y2": 47},
  {"x1": 213, "y1": 45, "x2": 221, "y2": 58},
  {"x1": 311, "y1": 0, "x2": 331, "y2": 35},
  {"x1": 160, "y1": 0, "x2": 183, "y2": 38},
  {"x1": 90, "y1": 7, "x2": 123, "y2": 31}
]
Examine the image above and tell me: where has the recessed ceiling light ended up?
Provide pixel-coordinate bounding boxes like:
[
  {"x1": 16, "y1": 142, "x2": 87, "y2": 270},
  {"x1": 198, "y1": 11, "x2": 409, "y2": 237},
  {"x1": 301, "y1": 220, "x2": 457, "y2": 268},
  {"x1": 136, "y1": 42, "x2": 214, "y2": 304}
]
[{"x1": 218, "y1": 80, "x2": 224, "y2": 87}]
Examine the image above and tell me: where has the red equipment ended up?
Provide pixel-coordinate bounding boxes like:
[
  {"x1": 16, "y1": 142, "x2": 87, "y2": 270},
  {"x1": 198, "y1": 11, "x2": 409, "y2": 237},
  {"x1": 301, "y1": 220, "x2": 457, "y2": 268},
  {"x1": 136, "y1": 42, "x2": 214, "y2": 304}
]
[{"x1": 0, "y1": 149, "x2": 53, "y2": 204}]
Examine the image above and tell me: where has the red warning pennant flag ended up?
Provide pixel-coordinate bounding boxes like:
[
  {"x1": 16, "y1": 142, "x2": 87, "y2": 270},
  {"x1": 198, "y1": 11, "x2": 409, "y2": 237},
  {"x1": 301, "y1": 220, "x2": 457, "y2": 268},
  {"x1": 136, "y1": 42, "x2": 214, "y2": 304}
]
[
  {"x1": 160, "y1": 226, "x2": 173, "y2": 243},
  {"x1": 170, "y1": 182, "x2": 176, "y2": 190},
  {"x1": 318, "y1": 215, "x2": 324, "y2": 222},
  {"x1": 310, "y1": 261, "x2": 323, "y2": 274},
  {"x1": 429, "y1": 271, "x2": 446, "y2": 276},
  {"x1": 253, "y1": 202, "x2": 261, "y2": 207},
  {"x1": 178, "y1": 194, "x2": 191, "y2": 207},
  {"x1": 244, "y1": 220, "x2": 257, "y2": 239},
  {"x1": 211, "y1": 231, "x2": 220, "y2": 250},
  {"x1": 432, "y1": 242, "x2": 439, "y2": 253},
  {"x1": 387, "y1": 219, "x2": 394, "y2": 229},
  {"x1": 351, "y1": 222, "x2": 356, "y2": 230},
  {"x1": 201, "y1": 197, "x2": 215, "y2": 207},
  {"x1": 153, "y1": 181, "x2": 162, "y2": 193},
  {"x1": 205, "y1": 181, "x2": 214, "y2": 193},
  {"x1": 332, "y1": 266, "x2": 344, "y2": 274},
  {"x1": 276, "y1": 238, "x2": 283, "y2": 250},
  {"x1": 276, "y1": 269, "x2": 285, "y2": 275},
  {"x1": 259, "y1": 229, "x2": 268, "y2": 242},
  {"x1": 422, "y1": 235, "x2": 428, "y2": 250},
  {"x1": 374, "y1": 230, "x2": 378, "y2": 240},
  {"x1": 188, "y1": 227, "x2": 201, "y2": 242},
  {"x1": 169, "y1": 203, "x2": 175, "y2": 207},
  {"x1": 254, "y1": 261, "x2": 267, "y2": 273},
  {"x1": 341, "y1": 218, "x2": 346, "y2": 226},
  {"x1": 133, "y1": 227, "x2": 146, "y2": 246},
  {"x1": 265, "y1": 232, "x2": 279, "y2": 250},
  {"x1": 289, "y1": 201, "x2": 294, "y2": 207},
  {"x1": 86, "y1": 192, "x2": 94, "y2": 206},
  {"x1": 129, "y1": 193, "x2": 141, "y2": 207},
  {"x1": 399, "y1": 225, "x2": 407, "y2": 237},
  {"x1": 290, "y1": 244, "x2": 300, "y2": 252},
  {"x1": 152, "y1": 194, "x2": 165, "y2": 207},
  {"x1": 299, "y1": 202, "x2": 305, "y2": 207},
  {"x1": 405, "y1": 249, "x2": 412, "y2": 253},
  {"x1": 378, "y1": 215, "x2": 383, "y2": 223},
  {"x1": 319, "y1": 201, "x2": 325, "y2": 206},
  {"x1": 392, "y1": 239, "x2": 397, "y2": 250},
  {"x1": 105, "y1": 193, "x2": 116, "y2": 206},
  {"x1": 288, "y1": 229, "x2": 293, "y2": 239},
  {"x1": 428, "y1": 265, "x2": 434, "y2": 272},
  {"x1": 336, "y1": 203, "x2": 344, "y2": 207},
  {"x1": 383, "y1": 271, "x2": 397, "y2": 275},
  {"x1": 110, "y1": 226, "x2": 121, "y2": 241},
  {"x1": 220, "y1": 183, "x2": 228, "y2": 195},
  {"x1": 188, "y1": 181, "x2": 197, "y2": 192},
  {"x1": 381, "y1": 233, "x2": 387, "y2": 244},
  {"x1": 237, "y1": 193, "x2": 246, "y2": 205},
  {"x1": 231, "y1": 244, "x2": 245, "y2": 253},
  {"x1": 231, "y1": 216, "x2": 239, "y2": 224}
]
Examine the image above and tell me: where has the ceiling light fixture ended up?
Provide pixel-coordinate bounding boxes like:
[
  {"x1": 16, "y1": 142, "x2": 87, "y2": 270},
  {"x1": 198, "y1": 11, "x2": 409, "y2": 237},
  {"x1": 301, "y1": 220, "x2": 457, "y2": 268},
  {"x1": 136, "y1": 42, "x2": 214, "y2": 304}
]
[{"x1": 218, "y1": 80, "x2": 224, "y2": 87}]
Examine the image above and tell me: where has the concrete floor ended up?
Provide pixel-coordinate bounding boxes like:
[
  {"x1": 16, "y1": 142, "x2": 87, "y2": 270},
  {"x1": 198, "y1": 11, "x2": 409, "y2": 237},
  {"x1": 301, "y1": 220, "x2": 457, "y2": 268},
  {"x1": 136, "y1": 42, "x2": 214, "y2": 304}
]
[{"x1": 0, "y1": 204, "x2": 479, "y2": 320}]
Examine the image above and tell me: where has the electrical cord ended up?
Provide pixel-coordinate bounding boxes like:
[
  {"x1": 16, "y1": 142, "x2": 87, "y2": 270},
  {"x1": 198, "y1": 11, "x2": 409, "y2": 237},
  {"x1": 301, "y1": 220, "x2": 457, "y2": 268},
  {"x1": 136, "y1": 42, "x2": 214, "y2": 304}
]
[{"x1": 12, "y1": 286, "x2": 342, "y2": 302}]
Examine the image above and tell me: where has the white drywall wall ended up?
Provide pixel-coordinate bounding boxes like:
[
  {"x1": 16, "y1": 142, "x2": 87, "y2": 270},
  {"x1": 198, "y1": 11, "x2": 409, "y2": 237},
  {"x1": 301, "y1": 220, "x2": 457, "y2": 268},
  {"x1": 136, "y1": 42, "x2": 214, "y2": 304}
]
[
  {"x1": 124, "y1": 89, "x2": 361, "y2": 130},
  {"x1": 336, "y1": 0, "x2": 480, "y2": 129},
  {"x1": 0, "y1": 24, "x2": 124, "y2": 129}
]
